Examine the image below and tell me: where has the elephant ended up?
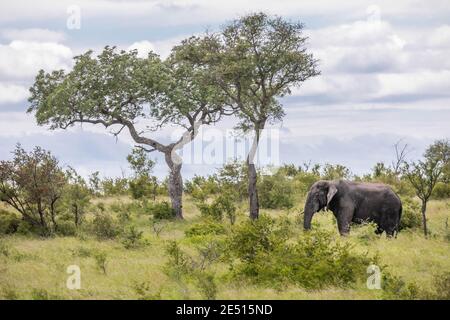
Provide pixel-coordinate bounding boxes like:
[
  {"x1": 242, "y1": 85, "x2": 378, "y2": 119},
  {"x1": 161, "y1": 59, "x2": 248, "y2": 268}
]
[{"x1": 303, "y1": 180, "x2": 402, "y2": 237}]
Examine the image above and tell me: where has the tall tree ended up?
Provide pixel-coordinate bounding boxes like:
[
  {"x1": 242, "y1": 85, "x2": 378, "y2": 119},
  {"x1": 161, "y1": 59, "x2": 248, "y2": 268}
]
[
  {"x1": 185, "y1": 13, "x2": 320, "y2": 219},
  {"x1": 28, "y1": 46, "x2": 230, "y2": 219},
  {"x1": 402, "y1": 139, "x2": 449, "y2": 237}
]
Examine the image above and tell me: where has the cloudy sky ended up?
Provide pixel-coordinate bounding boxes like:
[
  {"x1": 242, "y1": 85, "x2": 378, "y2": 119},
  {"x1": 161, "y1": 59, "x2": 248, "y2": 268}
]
[{"x1": 0, "y1": 0, "x2": 449, "y2": 179}]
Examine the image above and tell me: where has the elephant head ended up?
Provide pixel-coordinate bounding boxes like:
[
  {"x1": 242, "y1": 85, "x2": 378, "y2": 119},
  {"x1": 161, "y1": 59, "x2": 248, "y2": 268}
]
[{"x1": 303, "y1": 180, "x2": 338, "y2": 230}]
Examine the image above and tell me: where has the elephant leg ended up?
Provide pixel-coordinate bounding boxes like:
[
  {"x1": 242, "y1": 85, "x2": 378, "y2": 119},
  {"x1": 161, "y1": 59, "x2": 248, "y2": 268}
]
[{"x1": 336, "y1": 210, "x2": 352, "y2": 236}]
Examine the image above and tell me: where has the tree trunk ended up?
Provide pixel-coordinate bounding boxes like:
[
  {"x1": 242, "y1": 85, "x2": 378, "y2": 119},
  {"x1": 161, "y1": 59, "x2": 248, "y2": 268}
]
[
  {"x1": 247, "y1": 128, "x2": 262, "y2": 220},
  {"x1": 165, "y1": 151, "x2": 183, "y2": 219},
  {"x1": 421, "y1": 200, "x2": 428, "y2": 237},
  {"x1": 248, "y1": 162, "x2": 259, "y2": 220}
]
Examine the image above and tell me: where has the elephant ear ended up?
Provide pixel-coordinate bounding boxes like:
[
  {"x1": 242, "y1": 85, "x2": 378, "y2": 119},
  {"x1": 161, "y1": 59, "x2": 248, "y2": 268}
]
[{"x1": 326, "y1": 184, "x2": 338, "y2": 206}]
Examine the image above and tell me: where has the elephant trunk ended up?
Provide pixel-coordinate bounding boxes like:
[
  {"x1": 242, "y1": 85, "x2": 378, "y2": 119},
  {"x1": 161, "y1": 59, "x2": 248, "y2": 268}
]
[{"x1": 303, "y1": 192, "x2": 316, "y2": 230}]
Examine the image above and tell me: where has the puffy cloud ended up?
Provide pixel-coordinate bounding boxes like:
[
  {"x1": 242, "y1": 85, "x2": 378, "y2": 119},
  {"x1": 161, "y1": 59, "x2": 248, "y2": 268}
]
[
  {"x1": 0, "y1": 83, "x2": 29, "y2": 104},
  {"x1": 0, "y1": 40, "x2": 73, "y2": 80},
  {"x1": 1, "y1": 28, "x2": 66, "y2": 42},
  {"x1": 127, "y1": 40, "x2": 155, "y2": 58}
]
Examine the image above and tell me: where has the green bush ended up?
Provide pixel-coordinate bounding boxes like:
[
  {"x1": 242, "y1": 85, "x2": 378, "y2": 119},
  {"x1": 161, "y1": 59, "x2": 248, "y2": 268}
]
[
  {"x1": 197, "y1": 195, "x2": 236, "y2": 222},
  {"x1": 147, "y1": 201, "x2": 176, "y2": 220},
  {"x1": 226, "y1": 215, "x2": 374, "y2": 289},
  {"x1": 258, "y1": 173, "x2": 294, "y2": 209},
  {"x1": 91, "y1": 213, "x2": 120, "y2": 239},
  {"x1": 56, "y1": 220, "x2": 77, "y2": 236},
  {"x1": 0, "y1": 209, "x2": 20, "y2": 234},
  {"x1": 121, "y1": 225, "x2": 145, "y2": 249},
  {"x1": 185, "y1": 220, "x2": 227, "y2": 238},
  {"x1": 94, "y1": 251, "x2": 108, "y2": 274},
  {"x1": 399, "y1": 197, "x2": 422, "y2": 230},
  {"x1": 382, "y1": 273, "x2": 420, "y2": 300},
  {"x1": 195, "y1": 272, "x2": 217, "y2": 300},
  {"x1": 432, "y1": 182, "x2": 450, "y2": 199}
]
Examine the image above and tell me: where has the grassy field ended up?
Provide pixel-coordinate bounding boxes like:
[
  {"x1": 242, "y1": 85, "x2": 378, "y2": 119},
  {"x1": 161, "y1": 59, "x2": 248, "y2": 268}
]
[{"x1": 0, "y1": 196, "x2": 449, "y2": 300}]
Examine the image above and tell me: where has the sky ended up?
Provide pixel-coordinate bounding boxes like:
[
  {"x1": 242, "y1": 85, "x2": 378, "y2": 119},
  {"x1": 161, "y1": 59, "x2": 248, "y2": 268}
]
[{"x1": 0, "y1": 0, "x2": 449, "y2": 179}]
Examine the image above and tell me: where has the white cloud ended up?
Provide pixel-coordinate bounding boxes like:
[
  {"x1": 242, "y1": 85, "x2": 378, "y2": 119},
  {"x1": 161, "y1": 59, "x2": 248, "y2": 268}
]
[
  {"x1": 127, "y1": 40, "x2": 155, "y2": 58},
  {"x1": 1, "y1": 28, "x2": 66, "y2": 42},
  {"x1": 0, "y1": 40, "x2": 73, "y2": 80},
  {"x1": 127, "y1": 35, "x2": 189, "y2": 59},
  {"x1": 0, "y1": 83, "x2": 29, "y2": 104},
  {"x1": 428, "y1": 25, "x2": 450, "y2": 48}
]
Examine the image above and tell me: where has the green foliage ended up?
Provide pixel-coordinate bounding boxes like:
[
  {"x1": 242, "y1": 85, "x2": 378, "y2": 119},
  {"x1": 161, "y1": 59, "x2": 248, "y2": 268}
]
[
  {"x1": 0, "y1": 145, "x2": 67, "y2": 235},
  {"x1": 432, "y1": 181, "x2": 450, "y2": 199},
  {"x1": 101, "y1": 177, "x2": 129, "y2": 196},
  {"x1": 129, "y1": 175, "x2": 159, "y2": 200},
  {"x1": 216, "y1": 160, "x2": 247, "y2": 201},
  {"x1": 382, "y1": 273, "x2": 420, "y2": 300},
  {"x1": 185, "y1": 175, "x2": 220, "y2": 201},
  {"x1": 258, "y1": 172, "x2": 294, "y2": 209},
  {"x1": 127, "y1": 147, "x2": 158, "y2": 200},
  {"x1": 399, "y1": 197, "x2": 422, "y2": 230},
  {"x1": 94, "y1": 251, "x2": 108, "y2": 274},
  {"x1": 197, "y1": 195, "x2": 236, "y2": 222},
  {"x1": 91, "y1": 213, "x2": 121, "y2": 240},
  {"x1": 321, "y1": 163, "x2": 351, "y2": 180},
  {"x1": 195, "y1": 272, "x2": 217, "y2": 300},
  {"x1": 292, "y1": 171, "x2": 320, "y2": 197},
  {"x1": 0, "y1": 209, "x2": 20, "y2": 235},
  {"x1": 226, "y1": 215, "x2": 373, "y2": 289},
  {"x1": 185, "y1": 220, "x2": 227, "y2": 238},
  {"x1": 56, "y1": 220, "x2": 77, "y2": 236},
  {"x1": 127, "y1": 147, "x2": 155, "y2": 178},
  {"x1": 133, "y1": 282, "x2": 162, "y2": 300},
  {"x1": 121, "y1": 225, "x2": 145, "y2": 249},
  {"x1": 164, "y1": 241, "x2": 195, "y2": 279},
  {"x1": 63, "y1": 167, "x2": 90, "y2": 227},
  {"x1": 147, "y1": 201, "x2": 176, "y2": 220}
]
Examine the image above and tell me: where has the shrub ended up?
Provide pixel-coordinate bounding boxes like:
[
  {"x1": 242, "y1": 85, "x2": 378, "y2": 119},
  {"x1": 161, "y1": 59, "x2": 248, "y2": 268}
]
[
  {"x1": 101, "y1": 177, "x2": 129, "y2": 196},
  {"x1": 94, "y1": 251, "x2": 108, "y2": 274},
  {"x1": 147, "y1": 201, "x2": 176, "y2": 220},
  {"x1": 399, "y1": 197, "x2": 422, "y2": 230},
  {"x1": 195, "y1": 272, "x2": 217, "y2": 300},
  {"x1": 197, "y1": 195, "x2": 236, "y2": 222},
  {"x1": 56, "y1": 220, "x2": 77, "y2": 236},
  {"x1": 258, "y1": 173, "x2": 294, "y2": 209},
  {"x1": 0, "y1": 209, "x2": 20, "y2": 234},
  {"x1": 226, "y1": 215, "x2": 374, "y2": 289},
  {"x1": 382, "y1": 273, "x2": 420, "y2": 300},
  {"x1": 164, "y1": 241, "x2": 195, "y2": 280},
  {"x1": 121, "y1": 225, "x2": 145, "y2": 249},
  {"x1": 432, "y1": 181, "x2": 450, "y2": 199},
  {"x1": 0, "y1": 145, "x2": 67, "y2": 235},
  {"x1": 185, "y1": 220, "x2": 227, "y2": 238},
  {"x1": 133, "y1": 282, "x2": 161, "y2": 300},
  {"x1": 91, "y1": 213, "x2": 120, "y2": 239}
]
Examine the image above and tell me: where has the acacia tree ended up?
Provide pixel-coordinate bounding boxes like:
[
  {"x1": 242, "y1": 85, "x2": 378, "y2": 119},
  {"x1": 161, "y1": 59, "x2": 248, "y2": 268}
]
[
  {"x1": 0, "y1": 145, "x2": 67, "y2": 235},
  {"x1": 28, "y1": 46, "x2": 229, "y2": 219},
  {"x1": 185, "y1": 13, "x2": 320, "y2": 219},
  {"x1": 402, "y1": 139, "x2": 449, "y2": 237}
]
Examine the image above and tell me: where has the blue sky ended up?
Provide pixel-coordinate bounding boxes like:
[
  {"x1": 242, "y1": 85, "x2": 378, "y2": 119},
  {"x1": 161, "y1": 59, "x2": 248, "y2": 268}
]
[{"x1": 0, "y1": 0, "x2": 449, "y2": 179}]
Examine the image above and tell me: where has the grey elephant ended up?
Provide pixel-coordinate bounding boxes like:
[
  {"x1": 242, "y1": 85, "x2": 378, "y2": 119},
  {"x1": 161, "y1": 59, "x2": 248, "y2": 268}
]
[{"x1": 303, "y1": 180, "x2": 402, "y2": 237}]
